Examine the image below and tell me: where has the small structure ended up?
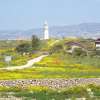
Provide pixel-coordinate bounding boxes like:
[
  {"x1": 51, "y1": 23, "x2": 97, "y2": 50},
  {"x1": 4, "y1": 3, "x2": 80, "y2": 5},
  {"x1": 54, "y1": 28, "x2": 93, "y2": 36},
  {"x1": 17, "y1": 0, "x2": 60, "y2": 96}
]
[
  {"x1": 4, "y1": 56, "x2": 12, "y2": 66},
  {"x1": 95, "y1": 38, "x2": 100, "y2": 50},
  {"x1": 65, "y1": 41, "x2": 90, "y2": 56},
  {"x1": 65, "y1": 42, "x2": 86, "y2": 53}
]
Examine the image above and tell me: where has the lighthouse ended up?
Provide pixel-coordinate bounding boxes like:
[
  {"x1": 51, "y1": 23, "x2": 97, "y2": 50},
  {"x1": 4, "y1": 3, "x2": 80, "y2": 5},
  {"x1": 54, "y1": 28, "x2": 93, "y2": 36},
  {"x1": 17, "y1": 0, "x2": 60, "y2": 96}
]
[{"x1": 44, "y1": 21, "x2": 49, "y2": 40}]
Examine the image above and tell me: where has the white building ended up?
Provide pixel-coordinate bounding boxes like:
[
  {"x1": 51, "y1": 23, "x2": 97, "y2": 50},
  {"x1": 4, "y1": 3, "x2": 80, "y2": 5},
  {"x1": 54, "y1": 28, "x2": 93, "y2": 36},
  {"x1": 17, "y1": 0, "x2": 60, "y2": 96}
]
[
  {"x1": 44, "y1": 21, "x2": 49, "y2": 40},
  {"x1": 95, "y1": 38, "x2": 100, "y2": 50}
]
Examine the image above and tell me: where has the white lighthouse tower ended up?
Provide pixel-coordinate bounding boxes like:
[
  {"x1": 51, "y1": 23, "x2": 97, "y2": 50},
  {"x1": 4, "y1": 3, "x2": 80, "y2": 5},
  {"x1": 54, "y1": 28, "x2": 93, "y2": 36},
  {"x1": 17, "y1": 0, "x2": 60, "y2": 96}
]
[{"x1": 44, "y1": 21, "x2": 49, "y2": 40}]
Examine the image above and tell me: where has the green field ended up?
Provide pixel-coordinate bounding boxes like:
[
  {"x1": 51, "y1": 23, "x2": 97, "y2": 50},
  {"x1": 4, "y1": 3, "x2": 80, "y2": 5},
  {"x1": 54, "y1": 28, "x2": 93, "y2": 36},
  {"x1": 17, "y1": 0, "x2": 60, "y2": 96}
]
[
  {"x1": 0, "y1": 54, "x2": 100, "y2": 80},
  {"x1": 0, "y1": 38, "x2": 100, "y2": 79}
]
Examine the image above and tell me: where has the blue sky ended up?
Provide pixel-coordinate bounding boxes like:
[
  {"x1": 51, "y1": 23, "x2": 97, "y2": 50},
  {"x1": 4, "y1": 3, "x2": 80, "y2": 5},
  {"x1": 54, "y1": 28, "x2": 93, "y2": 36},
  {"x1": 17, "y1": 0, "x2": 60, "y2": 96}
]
[{"x1": 0, "y1": 0, "x2": 100, "y2": 30}]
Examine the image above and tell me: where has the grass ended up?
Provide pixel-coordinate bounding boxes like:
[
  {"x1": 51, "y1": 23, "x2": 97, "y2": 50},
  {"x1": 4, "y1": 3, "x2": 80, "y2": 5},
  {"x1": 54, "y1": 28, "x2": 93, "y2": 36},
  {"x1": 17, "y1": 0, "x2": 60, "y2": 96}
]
[
  {"x1": 0, "y1": 49, "x2": 42, "y2": 67},
  {"x1": 0, "y1": 85, "x2": 100, "y2": 100},
  {"x1": 35, "y1": 51, "x2": 100, "y2": 69},
  {"x1": 0, "y1": 51, "x2": 100, "y2": 79},
  {"x1": 0, "y1": 66, "x2": 100, "y2": 80}
]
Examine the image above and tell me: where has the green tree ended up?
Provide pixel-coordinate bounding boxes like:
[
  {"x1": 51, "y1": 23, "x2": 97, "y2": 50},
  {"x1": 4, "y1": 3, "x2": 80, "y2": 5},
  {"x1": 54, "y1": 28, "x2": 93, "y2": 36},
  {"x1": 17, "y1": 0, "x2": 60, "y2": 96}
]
[
  {"x1": 16, "y1": 43, "x2": 32, "y2": 54},
  {"x1": 31, "y1": 35, "x2": 40, "y2": 50}
]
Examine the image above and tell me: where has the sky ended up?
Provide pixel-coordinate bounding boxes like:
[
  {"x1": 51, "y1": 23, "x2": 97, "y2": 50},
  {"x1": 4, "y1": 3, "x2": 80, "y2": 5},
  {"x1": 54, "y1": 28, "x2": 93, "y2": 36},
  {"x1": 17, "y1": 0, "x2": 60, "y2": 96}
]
[{"x1": 0, "y1": 0, "x2": 100, "y2": 30}]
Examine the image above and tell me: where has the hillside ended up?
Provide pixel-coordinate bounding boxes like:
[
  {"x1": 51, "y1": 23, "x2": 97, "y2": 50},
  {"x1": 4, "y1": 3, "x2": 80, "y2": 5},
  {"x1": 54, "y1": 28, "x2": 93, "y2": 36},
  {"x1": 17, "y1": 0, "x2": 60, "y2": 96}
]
[{"x1": 0, "y1": 23, "x2": 100, "y2": 40}]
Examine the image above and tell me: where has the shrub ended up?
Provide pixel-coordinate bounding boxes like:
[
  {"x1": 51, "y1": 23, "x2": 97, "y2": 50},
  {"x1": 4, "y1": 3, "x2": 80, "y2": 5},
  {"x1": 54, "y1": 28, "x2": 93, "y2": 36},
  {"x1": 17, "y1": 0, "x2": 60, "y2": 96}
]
[
  {"x1": 49, "y1": 44, "x2": 63, "y2": 54},
  {"x1": 16, "y1": 43, "x2": 32, "y2": 54},
  {"x1": 72, "y1": 48, "x2": 87, "y2": 56}
]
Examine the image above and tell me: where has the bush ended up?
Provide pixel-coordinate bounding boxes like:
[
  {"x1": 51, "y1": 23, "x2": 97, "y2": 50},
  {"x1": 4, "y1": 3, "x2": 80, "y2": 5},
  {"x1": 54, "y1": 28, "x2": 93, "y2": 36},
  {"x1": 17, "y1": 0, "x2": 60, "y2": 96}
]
[
  {"x1": 49, "y1": 44, "x2": 63, "y2": 54},
  {"x1": 72, "y1": 48, "x2": 87, "y2": 56},
  {"x1": 16, "y1": 43, "x2": 32, "y2": 54}
]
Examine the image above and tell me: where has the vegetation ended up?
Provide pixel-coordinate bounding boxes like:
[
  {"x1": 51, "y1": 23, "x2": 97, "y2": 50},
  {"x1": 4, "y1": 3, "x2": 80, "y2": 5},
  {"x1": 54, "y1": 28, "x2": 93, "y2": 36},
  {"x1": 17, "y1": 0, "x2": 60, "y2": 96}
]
[
  {"x1": 49, "y1": 43, "x2": 64, "y2": 54},
  {"x1": 0, "y1": 37, "x2": 100, "y2": 79},
  {"x1": 31, "y1": 35, "x2": 40, "y2": 50},
  {"x1": 0, "y1": 37, "x2": 100, "y2": 99},
  {"x1": 16, "y1": 43, "x2": 32, "y2": 54},
  {"x1": 0, "y1": 85, "x2": 100, "y2": 99},
  {"x1": 0, "y1": 48, "x2": 42, "y2": 67},
  {"x1": 72, "y1": 47, "x2": 87, "y2": 56}
]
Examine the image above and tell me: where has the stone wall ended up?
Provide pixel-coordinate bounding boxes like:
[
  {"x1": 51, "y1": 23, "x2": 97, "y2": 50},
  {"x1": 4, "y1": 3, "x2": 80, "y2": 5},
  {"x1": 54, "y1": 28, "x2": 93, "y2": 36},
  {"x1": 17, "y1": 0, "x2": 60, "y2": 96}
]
[{"x1": 0, "y1": 78, "x2": 100, "y2": 89}]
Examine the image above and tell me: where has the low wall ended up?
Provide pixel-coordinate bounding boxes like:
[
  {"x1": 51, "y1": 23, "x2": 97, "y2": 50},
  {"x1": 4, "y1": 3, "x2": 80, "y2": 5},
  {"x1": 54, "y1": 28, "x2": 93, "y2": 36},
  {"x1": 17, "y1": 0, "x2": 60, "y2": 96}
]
[{"x1": 0, "y1": 78, "x2": 100, "y2": 89}]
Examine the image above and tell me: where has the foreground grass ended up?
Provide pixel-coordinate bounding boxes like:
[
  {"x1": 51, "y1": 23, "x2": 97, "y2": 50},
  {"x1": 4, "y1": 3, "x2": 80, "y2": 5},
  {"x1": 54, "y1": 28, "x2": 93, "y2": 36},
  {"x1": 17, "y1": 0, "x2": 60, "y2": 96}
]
[{"x1": 0, "y1": 85, "x2": 100, "y2": 100}]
